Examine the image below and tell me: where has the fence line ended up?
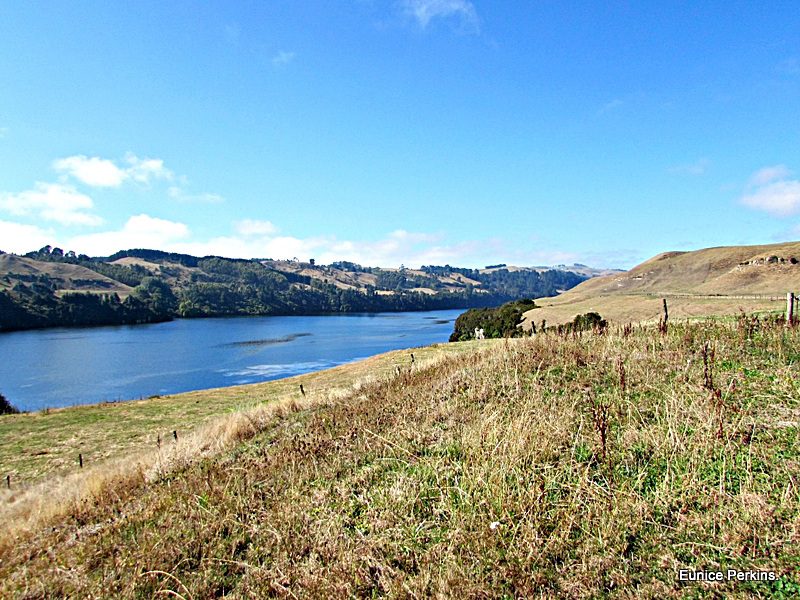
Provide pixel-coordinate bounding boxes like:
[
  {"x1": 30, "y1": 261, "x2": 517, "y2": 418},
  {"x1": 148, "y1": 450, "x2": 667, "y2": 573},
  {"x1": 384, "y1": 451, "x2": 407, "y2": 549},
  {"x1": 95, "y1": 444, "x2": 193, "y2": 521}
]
[{"x1": 629, "y1": 292, "x2": 785, "y2": 301}]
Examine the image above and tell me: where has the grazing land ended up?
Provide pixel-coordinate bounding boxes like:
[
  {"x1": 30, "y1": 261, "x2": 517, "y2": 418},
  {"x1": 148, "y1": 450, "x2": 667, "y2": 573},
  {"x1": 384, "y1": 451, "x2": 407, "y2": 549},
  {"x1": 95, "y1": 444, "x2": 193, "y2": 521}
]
[
  {"x1": 1, "y1": 315, "x2": 799, "y2": 598},
  {"x1": 523, "y1": 241, "x2": 800, "y2": 329}
]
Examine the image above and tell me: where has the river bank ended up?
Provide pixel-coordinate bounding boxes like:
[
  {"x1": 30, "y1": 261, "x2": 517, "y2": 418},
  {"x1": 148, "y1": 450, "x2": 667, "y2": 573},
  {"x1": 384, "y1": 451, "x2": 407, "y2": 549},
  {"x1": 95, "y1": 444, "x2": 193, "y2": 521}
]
[{"x1": 0, "y1": 338, "x2": 488, "y2": 487}]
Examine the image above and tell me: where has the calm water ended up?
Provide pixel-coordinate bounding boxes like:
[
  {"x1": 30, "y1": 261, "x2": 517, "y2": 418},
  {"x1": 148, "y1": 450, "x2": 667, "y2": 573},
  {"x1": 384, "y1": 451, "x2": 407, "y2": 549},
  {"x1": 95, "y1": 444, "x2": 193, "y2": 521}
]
[{"x1": 0, "y1": 310, "x2": 462, "y2": 412}]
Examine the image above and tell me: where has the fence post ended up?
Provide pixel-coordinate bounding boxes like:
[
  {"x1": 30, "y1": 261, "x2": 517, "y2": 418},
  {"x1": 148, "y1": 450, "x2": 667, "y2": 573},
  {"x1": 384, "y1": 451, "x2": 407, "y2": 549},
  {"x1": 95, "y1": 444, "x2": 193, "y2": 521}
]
[{"x1": 788, "y1": 292, "x2": 795, "y2": 325}]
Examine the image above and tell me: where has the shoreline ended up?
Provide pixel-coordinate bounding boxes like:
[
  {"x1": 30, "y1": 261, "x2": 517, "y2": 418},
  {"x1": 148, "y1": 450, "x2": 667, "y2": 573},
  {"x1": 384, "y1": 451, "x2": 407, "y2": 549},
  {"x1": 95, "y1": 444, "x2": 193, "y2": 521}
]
[{"x1": 0, "y1": 308, "x2": 465, "y2": 413}]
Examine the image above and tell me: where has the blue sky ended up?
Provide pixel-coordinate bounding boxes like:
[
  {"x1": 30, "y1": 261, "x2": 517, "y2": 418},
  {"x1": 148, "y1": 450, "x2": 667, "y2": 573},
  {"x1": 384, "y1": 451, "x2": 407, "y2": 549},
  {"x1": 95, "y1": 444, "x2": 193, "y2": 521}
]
[{"x1": 0, "y1": 1, "x2": 798, "y2": 269}]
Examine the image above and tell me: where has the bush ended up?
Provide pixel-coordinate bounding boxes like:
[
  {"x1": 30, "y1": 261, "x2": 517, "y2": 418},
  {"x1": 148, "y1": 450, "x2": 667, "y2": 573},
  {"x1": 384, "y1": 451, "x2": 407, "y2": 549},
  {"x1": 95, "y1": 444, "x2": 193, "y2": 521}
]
[
  {"x1": 556, "y1": 312, "x2": 607, "y2": 334},
  {"x1": 450, "y1": 298, "x2": 537, "y2": 341},
  {"x1": 0, "y1": 392, "x2": 20, "y2": 415}
]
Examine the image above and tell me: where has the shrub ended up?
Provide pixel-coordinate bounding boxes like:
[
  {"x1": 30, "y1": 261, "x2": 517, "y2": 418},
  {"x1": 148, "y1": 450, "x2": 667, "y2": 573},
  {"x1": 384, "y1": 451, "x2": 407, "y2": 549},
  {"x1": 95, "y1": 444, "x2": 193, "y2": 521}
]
[
  {"x1": 556, "y1": 312, "x2": 608, "y2": 334},
  {"x1": 0, "y1": 392, "x2": 20, "y2": 415},
  {"x1": 450, "y1": 298, "x2": 537, "y2": 341}
]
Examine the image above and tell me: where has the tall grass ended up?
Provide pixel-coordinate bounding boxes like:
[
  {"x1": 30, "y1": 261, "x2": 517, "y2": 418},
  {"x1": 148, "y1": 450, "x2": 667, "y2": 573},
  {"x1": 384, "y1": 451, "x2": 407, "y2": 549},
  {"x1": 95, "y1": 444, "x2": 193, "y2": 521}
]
[{"x1": 1, "y1": 317, "x2": 799, "y2": 598}]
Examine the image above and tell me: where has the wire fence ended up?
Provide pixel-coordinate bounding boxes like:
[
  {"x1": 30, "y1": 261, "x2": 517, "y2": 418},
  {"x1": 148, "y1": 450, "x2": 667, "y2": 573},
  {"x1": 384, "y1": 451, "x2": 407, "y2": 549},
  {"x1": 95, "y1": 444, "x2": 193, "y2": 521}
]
[{"x1": 628, "y1": 292, "x2": 787, "y2": 301}]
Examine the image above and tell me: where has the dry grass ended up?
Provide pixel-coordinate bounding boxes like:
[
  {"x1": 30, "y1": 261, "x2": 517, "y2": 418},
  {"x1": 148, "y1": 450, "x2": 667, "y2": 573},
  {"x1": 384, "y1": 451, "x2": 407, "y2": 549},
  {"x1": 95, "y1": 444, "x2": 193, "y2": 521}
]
[
  {"x1": 522, "y1": 294, "x2": 785, "y2": 329},
  {"x1": 1, "y1": 316, "x2": 799, "y2": 598},
  {"x1": 0, "y1": 253, "x2": 133, "y2": 297},
  {"x1": 521, "y1": 240, "x2": 800, "y2": 329}
]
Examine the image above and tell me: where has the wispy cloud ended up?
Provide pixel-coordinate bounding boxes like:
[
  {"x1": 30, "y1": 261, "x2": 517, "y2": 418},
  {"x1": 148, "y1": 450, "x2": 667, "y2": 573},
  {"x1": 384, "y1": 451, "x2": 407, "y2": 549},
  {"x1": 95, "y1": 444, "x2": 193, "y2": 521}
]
[
  {"x1": 0, "y1": 182, "x2": 103, "y2": 226},
  {"x1": 669, "y1": 157, "x2": 710, "y2": 176},
  {"x1": 770, "y1": 222, "x2": 800, "y2": 242},
  {"x1": 234, "y1": 219, "x2": 278, "y2": 236},
  {"x1": 271, "y1": 51, "x2": 295, "y2": 67},
  {"x1": 51, "y1": 152, "x2": 221, "y2": 204},
  {"x1": 740, "y1": 165, "x2": 800, "y2": 217},
  {"x1": 741, "y1": 181, "x2": 800, "y2": 217},
  {"x1": 124, "y1": 154, "x2": 174, "y2": 184},
  {"x1": 746, "y1": 164, "x2": 790, "y2": 187},
  {"x1": 580, "y1": 249, "x2": 642, "y2": 270},
  {"x1": 223, "y1": 22, "x2": 241, "y2": 44},
  {"x1": 401, "y1": 0, "x2": 480, "y2": 33},
  {"x1": 597, "y1": 99, "x2": 623, "y2": 115},
  {"x1": 776, "y1": 57, "x2": 800, "y2": 76},
  {"x1": 168, "y1": 187, "x2": 224, "y2": 203},
  {"x1": 0, "y1": 127, "x2": 7, "y2": 139}
]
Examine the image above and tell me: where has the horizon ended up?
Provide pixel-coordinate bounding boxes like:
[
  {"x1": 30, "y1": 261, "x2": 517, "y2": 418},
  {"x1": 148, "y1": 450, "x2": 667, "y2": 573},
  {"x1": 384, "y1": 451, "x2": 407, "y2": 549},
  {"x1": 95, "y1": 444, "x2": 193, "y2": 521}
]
[{"x1": 1, "y1": 2, "x2": 799, "y2": 270}]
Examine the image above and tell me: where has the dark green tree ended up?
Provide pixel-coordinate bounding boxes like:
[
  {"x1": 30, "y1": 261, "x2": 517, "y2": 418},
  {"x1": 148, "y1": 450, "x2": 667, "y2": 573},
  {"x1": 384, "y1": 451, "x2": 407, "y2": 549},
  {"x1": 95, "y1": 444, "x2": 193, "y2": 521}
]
[{"x1": 0, "y1": 391, "x2": 20, "y2": 415}]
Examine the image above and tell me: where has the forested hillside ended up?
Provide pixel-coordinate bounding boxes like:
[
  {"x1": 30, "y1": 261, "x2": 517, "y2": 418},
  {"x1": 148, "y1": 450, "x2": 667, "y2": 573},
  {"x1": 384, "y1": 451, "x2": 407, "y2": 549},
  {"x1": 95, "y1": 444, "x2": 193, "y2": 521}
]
[{"x1": 0, "y1": 247, "x2": 587, "y2": 332}]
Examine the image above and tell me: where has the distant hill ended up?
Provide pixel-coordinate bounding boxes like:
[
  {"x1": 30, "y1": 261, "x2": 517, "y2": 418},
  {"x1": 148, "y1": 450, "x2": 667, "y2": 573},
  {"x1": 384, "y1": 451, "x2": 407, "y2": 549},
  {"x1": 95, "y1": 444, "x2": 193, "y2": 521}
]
[
  {"x1": 528, "y1": 263, "x2": 626, "y2": 279},
  {"x1": 0, "y1": 247, "x2": 591, "y2": 331},
  {"x1": 0, "y1": 253, "x2": 133, "y2": 297},
  {"x1": 522, "y1": 241, "x2": 800, "y2": 329}
]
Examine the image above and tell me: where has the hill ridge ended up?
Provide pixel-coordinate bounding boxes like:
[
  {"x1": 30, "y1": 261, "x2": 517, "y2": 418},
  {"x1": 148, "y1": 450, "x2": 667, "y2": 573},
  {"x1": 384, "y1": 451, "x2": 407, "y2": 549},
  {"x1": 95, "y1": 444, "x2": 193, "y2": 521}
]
[{"x1": 522, "y1": 240, "x2": 800, "y2": 328}]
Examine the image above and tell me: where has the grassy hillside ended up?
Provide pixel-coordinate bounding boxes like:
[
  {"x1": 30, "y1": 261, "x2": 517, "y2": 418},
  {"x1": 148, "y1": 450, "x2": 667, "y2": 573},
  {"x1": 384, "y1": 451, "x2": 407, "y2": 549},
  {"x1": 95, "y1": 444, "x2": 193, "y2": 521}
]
[
  {"x1": 0, "y1": 253, "x2": 132, "y2": 297},
  {"x1": 1, "y1": 316, "x2": 799, "y2": 598},
  {"x1": 0, "y1": 248, "x2": 588, "y2": 331},
  {"x1": 523, "y1": 241, "x2": 800, "y2": 329},
  {"x1": 0, "y1": 342, "x2": 473, "y2": 486}
]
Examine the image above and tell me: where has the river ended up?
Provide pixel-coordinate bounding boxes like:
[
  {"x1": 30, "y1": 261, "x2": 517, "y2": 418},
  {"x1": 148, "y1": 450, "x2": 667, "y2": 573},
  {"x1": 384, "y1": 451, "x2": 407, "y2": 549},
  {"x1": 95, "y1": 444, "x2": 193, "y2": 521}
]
[{"x1": 0, "y1": 309, "x2": 462, "y2": 412}]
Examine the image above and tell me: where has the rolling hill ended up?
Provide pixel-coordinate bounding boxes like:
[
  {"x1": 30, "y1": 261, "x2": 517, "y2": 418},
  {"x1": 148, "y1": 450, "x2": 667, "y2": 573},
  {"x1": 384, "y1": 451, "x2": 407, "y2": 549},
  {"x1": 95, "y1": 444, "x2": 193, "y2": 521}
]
[
  {"x1": 0, "y1": 248, "x2": 590, "y2": 331},
  {"x1": 522, "y1": 241, "x2": 800, "y2": 329},
  {"x1": 0, "y1": 253, "x2": 133, "y2": 298}
]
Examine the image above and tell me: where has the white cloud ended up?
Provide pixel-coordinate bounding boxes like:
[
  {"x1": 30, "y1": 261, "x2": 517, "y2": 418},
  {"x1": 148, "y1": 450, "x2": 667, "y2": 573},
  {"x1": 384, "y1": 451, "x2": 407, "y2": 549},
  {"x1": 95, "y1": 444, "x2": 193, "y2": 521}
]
[
  {"x1": 49, "y1": 216, "x2": 580, "y2": 271},
  {"x1": 168, "y1": 227, "x2": 579, "y2": 270},
  {"x1": 52, "y1": 151, "x2": 220, "y2": 204},
  {"x1": 0, "y1": 182, "x2": 103, "y2": 226},
  {"x1": 163, "y1": 234, "x2": 326, "y2": 262},
  {"x1": 402, "y1": 0, "x2": 479, "y2": 32},
  {"x1": 68, "y1": 214, "x2": 189, "y2": 256},
  {"x1": 740, "y1": 165, "x2": 800, "y2": 217},
  {"x1": 113, "y1": 224, "x2": 460, "y2": 266},
  {"x1": 0, "y1": 220, "x2": 56, "y2": 254},
  {"x1": 271, "y1": 51, "x2": 295, "y2": 67},
  {"x1": 168, "y1": 187, "x2": 224, "y2": 203},
  {"x1": 234, "y1": 219, "x2": 278, "y2": 236},
  {"x1": 124, "y1": 153, "x2": 174, "y2": 183},
  {"x1": 53, "y1": 155, "x2": 126, "y2": 187},
  {"x1": 741, "y1": 180, "x2": 800, "y2": 217},
  {"x1": 746, "y1": 165, "x2": 791, "y2": 188},
  {"x1": 53, "y1": 153, "x2": 174, "y2": 188},
  {"x1": 0, "y1": 127, "x2": 8, "y2": 139}
]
